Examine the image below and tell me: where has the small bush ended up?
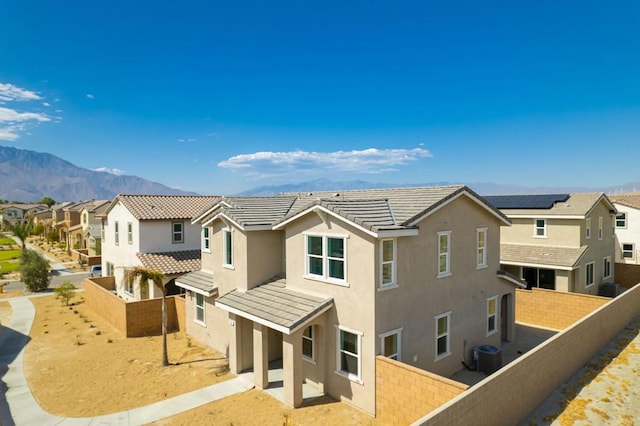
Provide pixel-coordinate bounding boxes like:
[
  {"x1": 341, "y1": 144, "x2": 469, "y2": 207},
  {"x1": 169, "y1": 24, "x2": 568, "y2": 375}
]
[
  {"x1": 20, "y1": 250, "x2": 50, "y2": 292},
  {"x1": 54, "y1": 282, "x2": 76, "y2": 306}
]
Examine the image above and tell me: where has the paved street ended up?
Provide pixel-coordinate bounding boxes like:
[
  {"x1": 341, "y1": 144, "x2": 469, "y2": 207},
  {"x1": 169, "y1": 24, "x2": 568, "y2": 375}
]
[{"x1": 1, "y1": 272, "x2": 89, "y2": 293}]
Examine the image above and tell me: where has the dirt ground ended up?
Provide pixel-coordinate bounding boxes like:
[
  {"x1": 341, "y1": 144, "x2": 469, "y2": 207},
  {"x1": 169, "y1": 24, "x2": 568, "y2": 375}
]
[
  {"x1": 150, "y1": 389, "x2": 379, "y2": 426},
  {"x1": 20, "y1": 295, "x2": 378, "y2": 424},
  {"x1": 521, "y1": 317, "x2": 640, "y2": 425},
  {"x1": 24, "y1": 295, "x2": 232, "y2": 417},
  {"x1": 0, "y1": 300, "x2": 11, "y2": 325}
]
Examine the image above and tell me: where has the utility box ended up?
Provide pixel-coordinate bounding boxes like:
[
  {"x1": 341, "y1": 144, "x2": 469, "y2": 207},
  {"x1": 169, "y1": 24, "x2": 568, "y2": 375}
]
[{"x1": 478, "y1": 345, "x2": 502, "y2": 375}]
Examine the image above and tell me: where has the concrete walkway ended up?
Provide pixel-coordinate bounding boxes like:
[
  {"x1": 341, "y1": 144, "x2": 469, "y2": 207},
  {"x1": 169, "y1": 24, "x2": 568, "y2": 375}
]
[{"x1": 0, "y1": 297, "x2": 255, "y2": 426}]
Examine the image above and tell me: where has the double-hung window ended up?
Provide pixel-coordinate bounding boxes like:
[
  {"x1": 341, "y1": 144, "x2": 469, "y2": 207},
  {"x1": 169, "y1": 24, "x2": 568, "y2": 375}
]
[
  {"x1": 223, "y1": 228, "x2": 233, "y2": 267},
  {"x1": 622, "y1": 243, "x2": 635, "y2": 259},
  {"x1": 124, "y1": 274, "x2": 133, "y2": 295},
  {"x1": 437, "y1": 231, "x2": 451, "y2": 277},
  {"x1": 194, "y1": 293, "x2": 205, "y2": 324},
  {"x1": 585, "y1": 262, "x2": 595, "y2": 287},
  {"x1": 306, "y1": 234, "x2": 346, "y2": 283},
  {"x1": 603, "y1": 256, "x2": 612, "y2": 279},
  {"x1": 172, "y1": 222, "x2": 184, "y2": 243},
  {"x1": 598, "y1": 217, "x2": 603, "y2": 240},
  {"x1": 114, "y1": 221, "x2": 119, "y2": 246},
  {"x1": 615, "y1": 212, "x2": 627, "y2": 229},
  {"x1": 202, "y1": 227, "x2": 210, "y2": 252},
  {"x1": 379, "y1": 328, "x2": 402, "y2": 361},
  {"x1": 302, "y1": 325, "x2": 314, "y2": 361},
  {"x1": 476, "y1": 228, "x2": 487, "y2": 268},
  {"x1": 337, "y1": 326, "x2": 362, "y2": 382},
  {"x1": 487, "y1": 296, "x2": 498, "y2": 336},
  {"x1": 534, "y1": 219, "x2": 546, "y2": 237},
  {"x1": 380, "y1": 239, "x2": 396, "y2": 288},
  {"x1": 127, "y1": 222, "x2": 133, "y2": 245},
  {"x1": 435, "y1": 312, "x2": 451, "y2": 360},
  {"x1": 585, "y1": 218, "x2": 591, "y2": 239}
]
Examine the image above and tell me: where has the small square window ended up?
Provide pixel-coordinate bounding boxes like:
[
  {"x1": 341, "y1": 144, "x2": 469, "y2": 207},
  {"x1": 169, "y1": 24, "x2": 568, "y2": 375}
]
[
  {"x1": 172, "y1": 222, "x2": 184, "y2": 243},
  {"x1": 534, "y1": 219, "x2": 546, "y2": 237},
  {"x1": 622, "y1": 243, "x2": 635, "y2": 259},
  {"x1": 615, "y1": 213, "x2": 627, "y2": 229}
]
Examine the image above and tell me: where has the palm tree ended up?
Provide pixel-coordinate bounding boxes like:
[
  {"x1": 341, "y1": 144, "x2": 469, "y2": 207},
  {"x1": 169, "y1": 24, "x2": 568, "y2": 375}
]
[
  {"x1": 3, "y1": 216, "x2": 34, "y2": 251},
  {"x1": 126, "y1": 266, "x2": 169, "y2": 366}
]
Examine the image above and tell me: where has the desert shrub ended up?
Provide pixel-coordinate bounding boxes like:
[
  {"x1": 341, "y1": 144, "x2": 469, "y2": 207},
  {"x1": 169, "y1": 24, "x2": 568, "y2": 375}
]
[
  {"x1": 46, "y1": 230, "x2": 59, "y2": 243},
  {"x1": 54, "y1": 282, "x2": 76, "y2": 306},
  {"x1": 20, "y1": 250, "x2": 51, "y2": 292}
]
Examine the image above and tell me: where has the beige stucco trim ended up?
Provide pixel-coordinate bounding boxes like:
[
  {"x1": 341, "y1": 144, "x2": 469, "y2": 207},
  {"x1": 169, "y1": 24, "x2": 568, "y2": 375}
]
[{"x1": 408, "y1": 191, "x2": 511, "y2": 227}]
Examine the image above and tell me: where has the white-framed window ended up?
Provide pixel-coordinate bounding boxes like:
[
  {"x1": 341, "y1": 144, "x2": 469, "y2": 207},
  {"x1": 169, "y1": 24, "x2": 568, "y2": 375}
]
[
  {"x1": 114, "y1": 221, "x2": 119, "y2": 246},
  {"x1": 336, "y1": 326, "x2": 362, "y2": 383},
  {"x1": 534, "y1": 219, "x2": 546, "y2": 237},
  {"x1": 194, "y1": 293, "x2": 205, "y2": 324},
  {"x1": 82, "y1": 213, "x2": 87, "y2": 224},
  {"x1": 306, "y1": 234, "x2": 347, "y2": 284},
  {"x1": 380, "y1": 239, "x2": 396, "y2": 288},
  {"x1": 476, "y1": 228, "x2": 487, "y2": 269},
  {"x1": 437, "y1": 231, "x2": 451, "y2": 277},
  {"x1": 585, "y1": 262, "x2": 595, "y2": 287},
  {"x1": 127, "y1": 222, "x2": 133, "y2": 245},
  {"x1": 598, "y1": 217, "x2": 603, "y2": 240},
  {"x1": 585, "y1": 218, "x2": 591, "y2": 239},
  {"x1": 302, "y1": 325, "x2": 314, "y2": 361},
  {"x1": 101, "y1": 220, "x2": 105, "y2": 241},
  {"x1": 615, "y1": 212, "x2": 627, "y2": 229},
  {"x1": 487, "y1": 296, "x2": 499, "y2": 336},
  {"x1": 106, "y1": 262, "x2": 114, "y2": 276},
  {"x1": 603, "y1": 256, "x2": 612, "y2": 279},
  {"x1": 172, "y1": 222, "x2": 184, "y2": 243},
  {"x1": 202, "y1": 227, "x2": 210, "y2": 252},
  {"x1": 435, "y1": 311, "x2": 451, "y2": 360},
  {"x1": 379, "y1": 328, "x2": 402, "y2": 361},
  {"x1": 622, "y1": 243, "x2": 635, "y2": 259},
  {"x1": 223, "y1": 228, "x2": 233, "y2": 267}
]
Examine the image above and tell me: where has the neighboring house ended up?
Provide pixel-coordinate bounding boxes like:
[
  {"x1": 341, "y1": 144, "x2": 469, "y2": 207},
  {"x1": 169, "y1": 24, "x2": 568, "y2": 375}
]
[
  {"x1": 101, "y1": 194, "x2": 219, "y2": 301},
  {"x1": 0, "y1": 203, "x2": 48, "y2": 226},
  {"x1": 484, "y1": 193, "x2": 616, "y2": 295},
  {"x1": 608, "y1": 192, "x2": 640, "y2": 287},
  {"x1": 177, "y1": 186, "x2": 521, "y2": 414},
  {"x1": 79, "y1": 200, "x2": 110, "y2": 255}
]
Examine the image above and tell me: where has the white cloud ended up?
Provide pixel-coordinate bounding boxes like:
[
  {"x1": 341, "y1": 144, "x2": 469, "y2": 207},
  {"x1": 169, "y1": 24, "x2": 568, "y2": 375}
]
[
  {"x1": 93, "y1": 167, "x2": 126, "y2": 175},
  {"x1": 0, "y1": 82, "x2": 55, "y2": 141},
  {"x1": 178, "y1": 138, "x2": 197, "y2": 143},
  {"x1": 42, "y1": 102, "x2": 51, "y2": 107},
  {"x1": 86, "y1": 93, "x2": 95, "y2": 99},
  {"x1": 0, "y1": 83, "x2": 42, "y2": 103},
  {"x1": 218, "y1": 147, "x2": 432, "y2": 178}
]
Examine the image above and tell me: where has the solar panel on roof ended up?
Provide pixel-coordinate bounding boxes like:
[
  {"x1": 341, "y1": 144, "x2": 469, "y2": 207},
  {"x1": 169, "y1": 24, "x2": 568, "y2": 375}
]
[{"x1": 484, "y1": 194, "x2": 570, "y2": 209}]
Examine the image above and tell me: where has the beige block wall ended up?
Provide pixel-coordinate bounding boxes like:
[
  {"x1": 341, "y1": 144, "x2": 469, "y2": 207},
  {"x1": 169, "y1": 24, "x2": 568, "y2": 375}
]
[
  {"x1": 515, "y1": 288, "x2": 609, "y2": 330},
  {"x1": 614, "y1": 264, "x2": 640, "y2": 288},
  {"x1": 414, "y1": 283, "x2": 640, "y2": 426},
  {"x1": 85, "y1": 278, "x2": 184, "y2": 337},
  {"x1": 376, "y1": 356, "x2": 467, "y2": 425}
]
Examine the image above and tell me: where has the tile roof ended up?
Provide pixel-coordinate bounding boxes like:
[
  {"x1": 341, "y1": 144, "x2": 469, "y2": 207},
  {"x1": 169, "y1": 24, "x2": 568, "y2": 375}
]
[
  {"x1": 136, "y1": 250, "x2": 201, "y2": 275},
  {"x1": 215, "y1": 277, "x2": 334, "y2": 334},
  {"x1": 498, "y1": 193, "x2": 609, "y2": 217},
  {"x1": 500, "y1": 244, "x2": 588, "y2": 269},
  {"x1": 112, "y1": 195, "x2": 220, "y2": 220},
  {"x1": 609, "y1": 193, "x2": 640, "y2": 210},
  {"x1": 175, "y1": 270, "x2": 216, "y2": 296},
  {"x1": 204, "y1": 196, "x2": 299, "y2": 227}
]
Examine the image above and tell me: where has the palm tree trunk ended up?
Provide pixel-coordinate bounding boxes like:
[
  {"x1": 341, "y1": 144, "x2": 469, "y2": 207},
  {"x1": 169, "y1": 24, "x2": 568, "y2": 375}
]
[{"x1": 161, "y1": 293, "x2": 169, "y2": 367}]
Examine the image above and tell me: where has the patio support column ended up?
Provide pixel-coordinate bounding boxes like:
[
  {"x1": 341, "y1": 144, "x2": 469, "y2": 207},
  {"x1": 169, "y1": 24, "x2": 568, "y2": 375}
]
[
  {"x1": 228, "y1": 313, "x2": 242, "y2": 374},
  {"x1": 283, "y1": 329, "x2": 303, "y2": 408},
  {"x1": 253, "y1": 322, "x2": 269, "y2": 389}
]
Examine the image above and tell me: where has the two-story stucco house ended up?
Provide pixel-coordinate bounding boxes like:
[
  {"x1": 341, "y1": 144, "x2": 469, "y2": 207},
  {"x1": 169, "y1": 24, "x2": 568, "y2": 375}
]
[
  {"x1": 101, "y1": 194, "x2": 219, "y2": 301},
  {"x1": 79, "y1": 200, "x2": 110, "y2": 255},
  {"x1": 0, "y1": 203, "x2": 49, "y2": 226},
  {"x1": 484, "y1": 193, "x2": 616, "y2": 295},
  {"x1": 608, "y1": 192, "x2": 640, "y2": 287},
  {"x1": 176, "y1": 186, "x2": 522, "y2": 414}
]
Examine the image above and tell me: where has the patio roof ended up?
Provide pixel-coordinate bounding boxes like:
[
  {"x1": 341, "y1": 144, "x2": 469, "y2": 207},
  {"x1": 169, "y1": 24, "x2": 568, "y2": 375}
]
[
  {"x1": 175, "y1": 270, "x2": 216, "y2": 297},
  {"x1": 136, "y1": 250, "x2": 201, "y2": 275},
  {"x1": 500, "y1": 244, "x2": 588, "y2": 270},
  {"x1": 215, "y1": 277, "x2": 334, "y2": 335}
]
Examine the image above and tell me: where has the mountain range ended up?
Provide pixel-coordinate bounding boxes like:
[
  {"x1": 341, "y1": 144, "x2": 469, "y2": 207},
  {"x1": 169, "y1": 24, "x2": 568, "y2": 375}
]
[
  {"x1": 2, "y1": 145, "x2": 638, "y2": 202},
  {"x1": 0, "y1": 145, "x2": 193, "y2": 202}
]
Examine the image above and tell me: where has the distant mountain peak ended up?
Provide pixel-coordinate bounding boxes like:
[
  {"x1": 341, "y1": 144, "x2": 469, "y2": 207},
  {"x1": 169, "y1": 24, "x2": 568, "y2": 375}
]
[{"x1": 0, "y1": 145, "x2": 196, "y2": 202}]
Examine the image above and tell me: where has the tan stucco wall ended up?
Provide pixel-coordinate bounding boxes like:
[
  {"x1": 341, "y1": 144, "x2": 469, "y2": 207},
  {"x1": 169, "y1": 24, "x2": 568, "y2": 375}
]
[
  {"x1": 184, "y1": 291, "x2": 230, "y2": 355},
  {"x1": 247, "y1": 230, "x2": 285, "y2": 289},
  {"x1": 501, "y1": 217, "x2": 581, "y2": 247},
  {"x1": 377, "y1": 194, "x2": 515, "y2": 379},
  {"x1": 284, "y1": 211, "x2": 378, "y2": 414}
]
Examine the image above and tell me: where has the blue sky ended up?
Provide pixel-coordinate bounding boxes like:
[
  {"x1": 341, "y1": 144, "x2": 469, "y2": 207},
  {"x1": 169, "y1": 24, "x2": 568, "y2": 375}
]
[{"x1": 1, "y1": 1, "x2": 638, "y2": 194}]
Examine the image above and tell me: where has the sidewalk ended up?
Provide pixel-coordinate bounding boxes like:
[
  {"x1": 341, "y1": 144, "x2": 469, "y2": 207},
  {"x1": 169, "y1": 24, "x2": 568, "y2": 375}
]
[{"x1": 0, "y1": 297, "x2": 255, "y2": 426}]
